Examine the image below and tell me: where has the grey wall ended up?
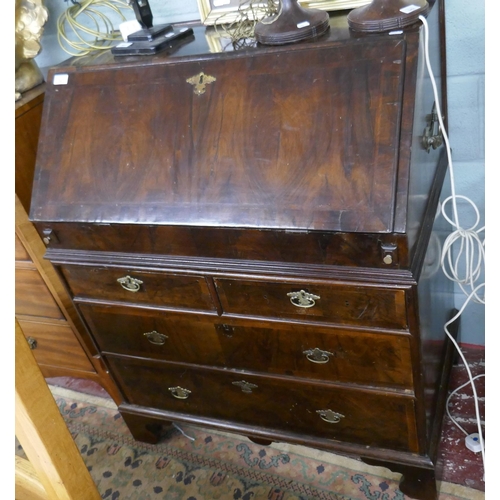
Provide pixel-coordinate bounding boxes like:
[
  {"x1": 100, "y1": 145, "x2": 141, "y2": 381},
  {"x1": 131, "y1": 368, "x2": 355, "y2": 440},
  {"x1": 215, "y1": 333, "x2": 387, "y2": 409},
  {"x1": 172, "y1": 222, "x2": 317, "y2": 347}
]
[
  {"x1": 444, "y1": 0, "x2": 485, "y2": 345},
  {"x1": 35, "y1": 0, "x2": 486, "y2": 345}
]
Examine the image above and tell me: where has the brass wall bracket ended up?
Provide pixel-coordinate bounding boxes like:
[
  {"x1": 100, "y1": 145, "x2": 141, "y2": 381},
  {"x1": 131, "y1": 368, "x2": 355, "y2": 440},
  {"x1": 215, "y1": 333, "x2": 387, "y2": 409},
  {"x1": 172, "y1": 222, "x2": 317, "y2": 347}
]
[{"x1": 422, "y1": 102, "x2": 444, "y2": 153}]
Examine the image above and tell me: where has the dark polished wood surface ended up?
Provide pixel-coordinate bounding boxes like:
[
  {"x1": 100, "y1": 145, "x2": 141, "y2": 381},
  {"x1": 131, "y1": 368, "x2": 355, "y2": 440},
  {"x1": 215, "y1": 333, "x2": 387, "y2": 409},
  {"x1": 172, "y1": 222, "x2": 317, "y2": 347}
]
[
  {"x1": 59, "y1": 264, "x2": 216, "y2": 311},
  {"x1": 30, "y1": 3, "x2": 454, "y2": 499},
  {"x1": 32, "y1": 36, "x2": 406, "y2": 233},
  {"x1": 78, "y1": 301, "x2": 414, "y2": 389},
  {"x1": 214, "y1": 277, "x2": 408, "y2": 328},
  {"x1": 15, "y1": 85, "x2": 45, "y2": 214},
  {"x1": 15, "y1": 83, "x2": 124, "y2": 406},
  {"x1": 106, "y1": 354, "x2": 418, "y2": 452}
]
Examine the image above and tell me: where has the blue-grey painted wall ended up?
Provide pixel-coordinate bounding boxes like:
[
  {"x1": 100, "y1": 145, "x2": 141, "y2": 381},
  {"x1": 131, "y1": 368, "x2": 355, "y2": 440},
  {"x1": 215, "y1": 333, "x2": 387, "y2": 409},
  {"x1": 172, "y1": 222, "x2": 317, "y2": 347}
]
[
  {"x1": 35, "y1": 0, "x2": 485, "y2": 345},
  {"x1": 444, "y1": 0, "x2": 485, "y2": 345}
]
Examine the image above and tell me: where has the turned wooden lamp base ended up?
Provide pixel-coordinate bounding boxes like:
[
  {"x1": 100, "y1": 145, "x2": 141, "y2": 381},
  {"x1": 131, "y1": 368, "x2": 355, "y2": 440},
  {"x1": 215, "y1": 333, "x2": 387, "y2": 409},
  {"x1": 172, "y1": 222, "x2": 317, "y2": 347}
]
[
  {"x1": 254, "y1": 0, "x2": 329, "y2": 45},
  {"x1": 347, "y1": 0, "x2": 429, "y2": 32}
]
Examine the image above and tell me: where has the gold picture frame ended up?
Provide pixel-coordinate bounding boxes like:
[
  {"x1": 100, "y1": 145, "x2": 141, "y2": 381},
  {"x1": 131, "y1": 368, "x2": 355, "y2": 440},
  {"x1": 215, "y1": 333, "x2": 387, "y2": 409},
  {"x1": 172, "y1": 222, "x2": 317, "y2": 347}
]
[{"x1": 196, "y1": 0, "x2": 370, "y2": 25}]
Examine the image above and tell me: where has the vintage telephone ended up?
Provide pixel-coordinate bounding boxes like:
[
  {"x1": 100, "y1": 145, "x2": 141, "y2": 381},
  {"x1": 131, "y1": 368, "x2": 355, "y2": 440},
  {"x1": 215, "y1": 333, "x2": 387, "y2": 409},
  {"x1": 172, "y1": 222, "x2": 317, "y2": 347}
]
[{"x1": 111, "y1": 0, "x2": 193, "y2": 55}]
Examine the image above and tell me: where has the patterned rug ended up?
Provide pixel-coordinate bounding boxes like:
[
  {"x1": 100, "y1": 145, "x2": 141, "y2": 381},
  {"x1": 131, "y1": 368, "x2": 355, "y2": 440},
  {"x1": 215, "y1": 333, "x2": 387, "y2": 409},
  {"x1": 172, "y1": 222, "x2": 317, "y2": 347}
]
[{"x1": 16, "y1": 385, "x2": 485, "y2": 500}]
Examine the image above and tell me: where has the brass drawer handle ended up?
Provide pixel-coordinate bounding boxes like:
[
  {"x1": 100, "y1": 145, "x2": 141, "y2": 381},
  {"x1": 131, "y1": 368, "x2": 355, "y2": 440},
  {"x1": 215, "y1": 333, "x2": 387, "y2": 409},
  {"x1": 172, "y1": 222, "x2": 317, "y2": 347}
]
[
  {"x1": 168, "y1": 386, "x2": 191, "y2": 399},
  {"x1": 27, "y1": 337, "x2": 38, "y2": 350},
  {"x1": 303, "y1": 348, "x2": 333, "y2": 364},
  {"x1": 143, "y1": 331, "x2": 168, "y2": 345},
  {"x1": 232, "y1": 380, "x2": 258, "y2": 394},
  {"x1": 117, "y1": 275, "x2": 143, "y2": 292},
  {"x1": 287, "y1": 290, "x2": 320, "y2": 308},
  {"x1": 317, "y1": 409, "x2": 345, "y2": 424}
]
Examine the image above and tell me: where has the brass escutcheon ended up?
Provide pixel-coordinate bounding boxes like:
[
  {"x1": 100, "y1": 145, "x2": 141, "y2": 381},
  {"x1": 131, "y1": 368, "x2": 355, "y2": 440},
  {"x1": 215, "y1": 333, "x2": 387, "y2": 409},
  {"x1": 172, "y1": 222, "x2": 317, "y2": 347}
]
[
  {"x1": 303, "y1": 348, "x2": 334, "y2": 364},
  {"x1": 232, "y1": 380, "x2": 258, "y2": 394},
  {"x1": 117, "y1": 275, "x2": 143, "y2": 292},
  {"x1": 168, "y1": 386, "x2": 191, "y2": 399},
  {"x1": 317, "y1": 409, "x2": 345, "y2": 424},
  {"x1": 186, "y1": 72, "x2": 216, "y2": 95},
  {"x1": 287, "y1": 290, "x2": 320, "y2": 308},
  {"x1": 143, "y1": 331, "x2": 168, "y2": 345}
]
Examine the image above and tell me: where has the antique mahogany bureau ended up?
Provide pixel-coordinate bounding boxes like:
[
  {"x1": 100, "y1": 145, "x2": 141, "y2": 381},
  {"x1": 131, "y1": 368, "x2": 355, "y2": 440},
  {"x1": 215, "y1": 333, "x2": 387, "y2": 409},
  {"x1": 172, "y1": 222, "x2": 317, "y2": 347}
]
[{"x1": 30, "y1": 2, "x2": 455, "y2": 498}]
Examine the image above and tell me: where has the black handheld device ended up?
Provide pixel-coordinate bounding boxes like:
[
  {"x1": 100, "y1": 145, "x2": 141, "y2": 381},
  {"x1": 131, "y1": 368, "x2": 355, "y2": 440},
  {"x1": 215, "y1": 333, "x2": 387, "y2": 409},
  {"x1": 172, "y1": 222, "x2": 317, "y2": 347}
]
[
  {"x1": 112, "y1": 0, "x2": 194, "y2": 56},
  {"x1": 111, "y1": 26, "x2": 194, "y2": 56}
]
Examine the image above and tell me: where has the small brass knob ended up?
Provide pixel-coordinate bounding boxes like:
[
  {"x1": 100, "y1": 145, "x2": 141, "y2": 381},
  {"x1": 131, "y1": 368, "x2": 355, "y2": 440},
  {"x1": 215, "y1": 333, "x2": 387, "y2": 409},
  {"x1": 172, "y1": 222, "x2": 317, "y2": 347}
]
[
  {"x1": 143, "y1": 331, "x2": 168, "y2": 345},
  {"x1": 117, "y1": 275, "x2": 143, "y2": 292},
  {"x1": 168, "y1": 386, "x2": 191, "y2": 399},
  {"x1": 317, "y1": 409, "x2": 345, "y2": 424},
  {"x1": 287, "y1": 290, "x2": 320, "y2": 308},
  {"x1": 27, "y1": 337, "x2": 37, "y2": 350}
]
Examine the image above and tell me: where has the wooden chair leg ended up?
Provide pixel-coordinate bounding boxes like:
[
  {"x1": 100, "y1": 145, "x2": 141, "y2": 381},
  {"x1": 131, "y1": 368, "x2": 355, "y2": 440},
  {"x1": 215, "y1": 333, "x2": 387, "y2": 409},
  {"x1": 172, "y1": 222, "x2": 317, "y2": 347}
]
[
  {"x1": 15, "y1": 319, "x2": 101, "y2": 500},
  {"x1": 15, "y1": 456, "x2": 48, "y2": 500}
]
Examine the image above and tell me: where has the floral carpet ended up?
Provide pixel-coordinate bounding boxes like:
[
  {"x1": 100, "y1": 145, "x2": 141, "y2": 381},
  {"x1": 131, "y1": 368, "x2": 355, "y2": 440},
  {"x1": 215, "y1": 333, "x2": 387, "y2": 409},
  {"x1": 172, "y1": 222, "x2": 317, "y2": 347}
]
[{"x1": 16, "y1": 385, "x2": 485, "y2": 500}]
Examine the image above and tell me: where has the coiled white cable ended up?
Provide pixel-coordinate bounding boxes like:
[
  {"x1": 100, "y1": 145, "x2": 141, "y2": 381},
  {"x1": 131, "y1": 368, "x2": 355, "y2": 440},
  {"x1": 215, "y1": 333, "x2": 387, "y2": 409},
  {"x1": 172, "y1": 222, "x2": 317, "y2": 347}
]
[
  {"x1": 57, "y1": 0, "x2": 131, "y2": 57},
  {"x1": 419, "y1": 14, "x2": 485, "y2": 479},
  {"x1": 418, "y1": 15, "x2": 485, "y2": 304}
]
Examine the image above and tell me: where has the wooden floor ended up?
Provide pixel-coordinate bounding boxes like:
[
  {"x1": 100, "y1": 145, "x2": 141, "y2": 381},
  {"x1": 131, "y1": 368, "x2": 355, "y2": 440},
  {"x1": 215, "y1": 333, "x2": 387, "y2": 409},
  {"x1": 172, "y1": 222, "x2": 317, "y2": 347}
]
[
  {"x1": 47, "y1": 344, "x2": 486, "y2": 493},
  {"x1": 435, "y1": 344, "x2": 485, "y2": 492}
]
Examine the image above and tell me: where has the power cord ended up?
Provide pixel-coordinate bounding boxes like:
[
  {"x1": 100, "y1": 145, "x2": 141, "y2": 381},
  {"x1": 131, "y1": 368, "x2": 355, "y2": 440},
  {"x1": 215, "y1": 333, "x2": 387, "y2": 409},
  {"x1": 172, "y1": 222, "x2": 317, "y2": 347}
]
[
  {"x1": 446, "y1": 374, "x2": 485, "y2": 438},
  {"x1": 419, "y1": 14, "x2": 485, "y2": 479},
  {"x1": 57, "y1": 0, "x2": 132, "y2": 56}
]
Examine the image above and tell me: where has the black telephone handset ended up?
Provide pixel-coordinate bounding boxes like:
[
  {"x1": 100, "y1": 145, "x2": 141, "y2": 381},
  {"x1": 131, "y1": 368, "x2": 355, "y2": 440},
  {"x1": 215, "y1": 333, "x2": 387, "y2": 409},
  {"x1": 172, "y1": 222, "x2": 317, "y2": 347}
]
[
  {"x1": 112, "y1": 0, "x2": 194, "y2": 56},
  {"x1": 130, "y1": 0, "x2": 153, "y2": 29}
]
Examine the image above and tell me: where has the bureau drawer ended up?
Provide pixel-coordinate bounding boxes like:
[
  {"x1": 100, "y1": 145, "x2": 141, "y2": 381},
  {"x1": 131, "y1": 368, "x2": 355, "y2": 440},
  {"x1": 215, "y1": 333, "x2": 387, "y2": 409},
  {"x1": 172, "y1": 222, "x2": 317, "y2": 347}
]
[
  {"x1": 107, "y1": 356, "x2": 418, "y2": 452},
  {"x1": 15, "y1": 234, "x2": 31, "y2": 262},
  {"x1": 15, "y1": 268, "x2": 64, "y2": 320},
  {"x1": 215, "y1": 278, "x2": 407, "y2": 329},
  {"x1": 59, "y1": 264, "x2": 216, "y2": 311},
  {"x1": 17, "y1": 318, "x2": 95, "y2": 372},
  {"x1": 79, "y1": 303, "x2": 413, "y2": 389}
]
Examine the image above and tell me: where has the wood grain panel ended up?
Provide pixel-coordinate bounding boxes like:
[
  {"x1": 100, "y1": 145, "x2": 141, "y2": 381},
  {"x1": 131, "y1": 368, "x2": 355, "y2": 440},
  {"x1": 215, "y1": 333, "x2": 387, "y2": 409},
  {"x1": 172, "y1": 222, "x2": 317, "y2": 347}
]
[
  {"x1": 78, "y1": 302, "x2": 413, "y2": 389},
  {"x1": 31, "y1": 39, "x2": 404, "y2": 233},
  {"x1": 15, "y1": 234, "x2": 32, "y2": 262},
  {"x1": 107, "y1": 355, "x2": 418, "y2": 452},
  {"x1": 18, "y1": 318, "x2": 94, "y2": 372},
  {"x1": 60, "y1": 264, "x2": 216, "y2": 311},
  {"x1": 215, "y1": 278, "x2": 408, "y2": 329},
  {"x1": 15, "y1": 85, "x2": 44, "y2": 214},
  {"x1": 40, "y1": 223, "x2": 410, "y2": 269},
  {"x1": 15, "y1": 319, "x2": 101, "y2": 500},
  {"x1": 15, "y1": 268, "x2": 64, "y2": 320}
]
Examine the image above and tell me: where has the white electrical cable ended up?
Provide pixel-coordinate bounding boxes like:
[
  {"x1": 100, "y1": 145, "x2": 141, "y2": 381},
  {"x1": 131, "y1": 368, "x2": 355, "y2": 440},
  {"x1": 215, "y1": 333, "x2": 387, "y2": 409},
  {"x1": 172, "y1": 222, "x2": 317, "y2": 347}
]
[
  {"x1": 442, "y1": 289, "x2": 486, "y2": 472},
  {"x1": 57, "y1": 0, "x2": 131, "y2": 57},
  {"x1": 418, "y1": 15, "x2": 485, "y2": 304},
  {"x1": 419, "y1": 14, "x2": 485, "y2": 478},
  {"x1": 446, "y1": 373, "x2": 485, "y2": 436}
]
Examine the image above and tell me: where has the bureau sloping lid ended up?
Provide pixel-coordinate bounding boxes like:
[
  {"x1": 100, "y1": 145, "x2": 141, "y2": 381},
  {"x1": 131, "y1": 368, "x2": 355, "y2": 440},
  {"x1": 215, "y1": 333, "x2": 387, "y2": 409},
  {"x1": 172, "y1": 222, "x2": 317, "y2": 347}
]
[{"x1": 31, "y1": 38, "x2": 407, "y2": 233}]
